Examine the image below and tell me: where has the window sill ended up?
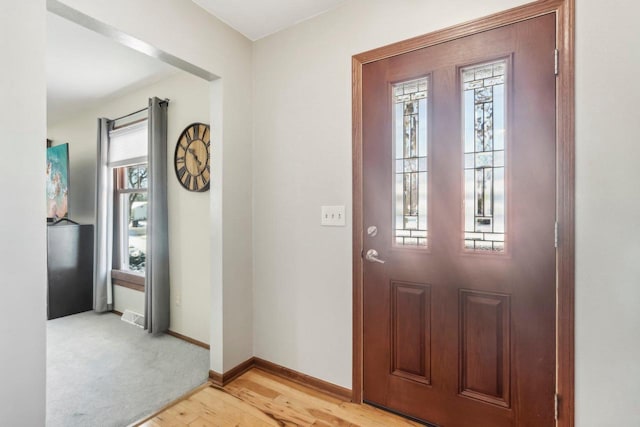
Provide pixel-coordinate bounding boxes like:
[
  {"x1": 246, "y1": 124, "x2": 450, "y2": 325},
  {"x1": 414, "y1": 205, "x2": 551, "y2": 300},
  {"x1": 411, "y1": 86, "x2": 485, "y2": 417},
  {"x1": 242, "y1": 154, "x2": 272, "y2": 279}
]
[{"x1": 112, "y1": 269, "x2": 145, "y2": 292}]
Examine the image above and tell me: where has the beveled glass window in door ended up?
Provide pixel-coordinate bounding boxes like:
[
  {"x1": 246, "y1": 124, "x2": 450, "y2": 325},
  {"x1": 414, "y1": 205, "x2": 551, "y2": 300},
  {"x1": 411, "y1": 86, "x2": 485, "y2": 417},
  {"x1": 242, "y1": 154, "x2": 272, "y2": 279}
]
[
  {"x1": 393, "y1": 77, "x2": 428, "y2": 247},
  {"x1": 462, "y1": 60, "x2": 506, "y2": 252}
]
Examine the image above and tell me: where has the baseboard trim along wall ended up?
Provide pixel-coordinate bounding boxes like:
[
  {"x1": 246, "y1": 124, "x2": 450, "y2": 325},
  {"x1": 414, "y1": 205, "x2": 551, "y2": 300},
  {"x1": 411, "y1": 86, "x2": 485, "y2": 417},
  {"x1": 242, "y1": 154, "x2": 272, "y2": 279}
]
[
  {"x1": 110, "y1": 311, "x2": 210, "y2": 350},
  {"x1": 209, "y1": 357, "x2": 352, "y2": 401},
  {"x1": 254, "y1": 358, "x2": 352, "y2": 401},
  {"x1": 209, "y1": 357, "x2": 256, "y2": 387},
  {"x1": 166, "y1": 330, "x2": 210, "y2": 350}
]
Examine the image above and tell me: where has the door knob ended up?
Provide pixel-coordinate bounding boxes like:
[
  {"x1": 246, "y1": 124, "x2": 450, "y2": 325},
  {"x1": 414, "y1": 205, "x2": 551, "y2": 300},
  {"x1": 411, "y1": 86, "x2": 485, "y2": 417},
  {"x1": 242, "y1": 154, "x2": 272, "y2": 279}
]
[{"x1": 365, "y1": 249, "x2": 385, "y2": 264}]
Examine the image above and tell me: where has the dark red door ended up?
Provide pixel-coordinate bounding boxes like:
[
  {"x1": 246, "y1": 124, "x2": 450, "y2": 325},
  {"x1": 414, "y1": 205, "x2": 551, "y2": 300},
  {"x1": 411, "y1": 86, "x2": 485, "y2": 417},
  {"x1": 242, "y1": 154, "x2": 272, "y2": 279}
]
[{"x1": 362, "y1": 15, "x2": 557, "y2": 426}]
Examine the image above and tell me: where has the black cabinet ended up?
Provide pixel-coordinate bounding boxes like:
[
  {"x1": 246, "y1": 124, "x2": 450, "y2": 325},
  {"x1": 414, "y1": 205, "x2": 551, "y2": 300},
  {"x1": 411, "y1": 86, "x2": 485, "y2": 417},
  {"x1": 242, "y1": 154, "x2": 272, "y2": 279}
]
[{"x1": 47, "y1": 223, "x2": 94, "y2": 320}]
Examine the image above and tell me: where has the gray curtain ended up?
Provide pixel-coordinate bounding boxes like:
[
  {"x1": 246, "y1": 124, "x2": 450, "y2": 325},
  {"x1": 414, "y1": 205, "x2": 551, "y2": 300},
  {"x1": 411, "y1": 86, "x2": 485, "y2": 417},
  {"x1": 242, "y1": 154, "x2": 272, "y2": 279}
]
[
  {"x1": 144, "y1": 97, "x2": 170, "y2": 333},
  {"x1": 94, "y1": 118, "x2": 114, "y2": 312}
]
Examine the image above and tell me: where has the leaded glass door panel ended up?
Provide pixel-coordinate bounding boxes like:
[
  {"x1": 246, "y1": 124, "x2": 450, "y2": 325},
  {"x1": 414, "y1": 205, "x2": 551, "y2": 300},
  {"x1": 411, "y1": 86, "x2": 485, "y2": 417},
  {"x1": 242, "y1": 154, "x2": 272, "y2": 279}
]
[{"x1": 362, "y1": 15, "x2": 557, "y2": 426}]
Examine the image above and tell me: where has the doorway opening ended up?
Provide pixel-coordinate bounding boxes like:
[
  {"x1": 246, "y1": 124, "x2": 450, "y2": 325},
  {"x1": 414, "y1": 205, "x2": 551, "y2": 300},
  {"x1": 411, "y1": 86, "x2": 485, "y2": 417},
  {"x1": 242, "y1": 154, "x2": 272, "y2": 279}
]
[{"x1": 45, "y1": 2, "x2": 218, "y2": 425}]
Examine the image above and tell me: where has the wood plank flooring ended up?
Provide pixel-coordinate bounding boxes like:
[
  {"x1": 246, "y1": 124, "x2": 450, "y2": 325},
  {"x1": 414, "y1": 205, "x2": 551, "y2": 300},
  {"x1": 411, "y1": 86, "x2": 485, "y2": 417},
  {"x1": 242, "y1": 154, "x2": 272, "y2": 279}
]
[{"x1": 138, "y1": 368, "x2": 422, "y2": 426}]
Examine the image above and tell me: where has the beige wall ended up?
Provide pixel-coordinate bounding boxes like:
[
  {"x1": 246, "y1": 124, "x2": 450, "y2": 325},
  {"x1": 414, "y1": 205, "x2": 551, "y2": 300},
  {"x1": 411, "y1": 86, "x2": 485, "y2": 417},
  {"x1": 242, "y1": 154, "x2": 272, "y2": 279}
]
[
  {"x1": 0, "y1": 0, "x2": 47, "y2": 425},
  {"x1": 574, "y1": 1, "x2": 640, "y2": 425},
  {"x1": 48, "y1": 71, "x2": 213, "y2": 344},
  {"x1": 114, "y1": 286, "x2": 145, "y2": 316},
  {"x1": 9, "y1": 0, "x2": 639, "y2": 423},
  {"x1": 252, "y1": 0, "x2": 531, "y2": 390},
  {"x1": 252, "y1": 0, "x2": 640, "y2": 425}
]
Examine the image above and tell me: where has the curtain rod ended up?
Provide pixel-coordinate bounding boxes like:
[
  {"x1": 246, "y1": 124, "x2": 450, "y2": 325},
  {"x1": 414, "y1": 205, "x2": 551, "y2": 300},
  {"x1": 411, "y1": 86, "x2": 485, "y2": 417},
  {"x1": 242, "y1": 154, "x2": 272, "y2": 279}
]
[
  {"x1": 113, "y1": 106, "x2": 147, "y2": 122},
  {"x1": 111, "y1": 98, "x2": 170, "y2": 122}
]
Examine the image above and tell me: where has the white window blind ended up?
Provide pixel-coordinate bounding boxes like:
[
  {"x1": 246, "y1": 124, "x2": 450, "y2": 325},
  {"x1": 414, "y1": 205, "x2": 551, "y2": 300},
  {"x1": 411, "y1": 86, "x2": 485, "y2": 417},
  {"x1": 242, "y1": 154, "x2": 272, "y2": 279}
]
[{"x1": 108, "y1": 120, "x2": 148, "y2": 167}]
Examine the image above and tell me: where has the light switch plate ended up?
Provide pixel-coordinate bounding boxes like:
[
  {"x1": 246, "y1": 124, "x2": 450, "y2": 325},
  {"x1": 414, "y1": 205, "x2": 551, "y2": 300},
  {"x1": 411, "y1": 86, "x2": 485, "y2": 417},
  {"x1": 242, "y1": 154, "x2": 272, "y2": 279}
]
[{"x1": 321, "y1": 205, "x2": 346, "y2": 226}]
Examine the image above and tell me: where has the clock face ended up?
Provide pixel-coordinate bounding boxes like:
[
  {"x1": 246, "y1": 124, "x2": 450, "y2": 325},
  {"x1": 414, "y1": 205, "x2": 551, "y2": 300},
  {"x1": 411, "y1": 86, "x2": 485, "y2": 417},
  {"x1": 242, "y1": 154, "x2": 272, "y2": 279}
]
[{"x1": 174, "y1": 123, "x2": 210, "y2": 192}]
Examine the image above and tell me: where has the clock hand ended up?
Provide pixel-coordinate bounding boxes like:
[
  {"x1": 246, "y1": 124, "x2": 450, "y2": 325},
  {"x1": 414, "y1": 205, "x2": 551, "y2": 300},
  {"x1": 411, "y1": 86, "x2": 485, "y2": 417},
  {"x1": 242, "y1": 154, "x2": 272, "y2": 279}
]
[{"x1": 188, "y1": 148, "x2": 203, "y2": 167}]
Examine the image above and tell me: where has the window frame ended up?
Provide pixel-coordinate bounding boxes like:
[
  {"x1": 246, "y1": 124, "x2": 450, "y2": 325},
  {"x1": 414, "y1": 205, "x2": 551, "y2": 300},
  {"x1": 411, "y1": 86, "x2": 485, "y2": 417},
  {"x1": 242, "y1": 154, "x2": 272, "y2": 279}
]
[{"x1": 112, "y1": 163, "x2": 148, "y2": 289}]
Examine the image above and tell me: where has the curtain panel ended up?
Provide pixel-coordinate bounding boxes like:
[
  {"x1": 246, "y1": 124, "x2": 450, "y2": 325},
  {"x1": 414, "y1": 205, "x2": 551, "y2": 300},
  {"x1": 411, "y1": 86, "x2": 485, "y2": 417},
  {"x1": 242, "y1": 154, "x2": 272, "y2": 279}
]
[
  {"x1": 145, "y1": 97, "x2": 170, "y2": 334},
  {"x1": 93, "y1": 118, "x2": 113, "y2": 312}
]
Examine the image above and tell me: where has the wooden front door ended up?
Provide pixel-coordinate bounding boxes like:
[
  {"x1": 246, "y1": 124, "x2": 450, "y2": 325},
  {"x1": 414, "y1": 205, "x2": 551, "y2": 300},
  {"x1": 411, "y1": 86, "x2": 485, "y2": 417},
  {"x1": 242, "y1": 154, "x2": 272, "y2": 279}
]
[{"x1": 362, "y1": 15, "x2": 557, "y2": 426}]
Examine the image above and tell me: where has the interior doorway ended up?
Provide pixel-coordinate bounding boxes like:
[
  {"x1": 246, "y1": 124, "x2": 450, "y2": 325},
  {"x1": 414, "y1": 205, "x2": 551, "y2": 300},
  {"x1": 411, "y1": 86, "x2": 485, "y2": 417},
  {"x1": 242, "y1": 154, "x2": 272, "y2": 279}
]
[{"x1": 45, "y1": 3, "x2": 216, "y2": 425}]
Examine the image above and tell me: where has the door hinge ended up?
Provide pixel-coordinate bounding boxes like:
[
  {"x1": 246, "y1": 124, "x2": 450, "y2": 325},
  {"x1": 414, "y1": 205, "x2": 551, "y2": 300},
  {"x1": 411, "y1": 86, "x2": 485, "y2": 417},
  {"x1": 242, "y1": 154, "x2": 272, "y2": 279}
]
[
  {"x1": 554, "y1": 393, "x2": 560, "y2": 420},
  {"x1": 554, "y1": 49, "x2": 559, "y2": 75},
  {"x1": 554, "y1": 221, "x2": 559, "y2": 248}
]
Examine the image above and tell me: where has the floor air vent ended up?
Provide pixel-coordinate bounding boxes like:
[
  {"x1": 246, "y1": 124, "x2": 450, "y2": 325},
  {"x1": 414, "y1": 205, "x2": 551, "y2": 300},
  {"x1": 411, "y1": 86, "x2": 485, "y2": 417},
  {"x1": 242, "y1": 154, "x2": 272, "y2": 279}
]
[{"x1": 121, "y1": 309, "x2": 144, "y2": 328}]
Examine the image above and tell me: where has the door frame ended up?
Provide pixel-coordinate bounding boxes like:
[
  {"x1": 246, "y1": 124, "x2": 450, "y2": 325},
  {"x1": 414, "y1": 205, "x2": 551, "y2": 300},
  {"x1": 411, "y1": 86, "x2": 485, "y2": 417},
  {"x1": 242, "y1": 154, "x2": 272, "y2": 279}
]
[{"x1": 351, "y1": 1, "x2": 575, "y2": 425}]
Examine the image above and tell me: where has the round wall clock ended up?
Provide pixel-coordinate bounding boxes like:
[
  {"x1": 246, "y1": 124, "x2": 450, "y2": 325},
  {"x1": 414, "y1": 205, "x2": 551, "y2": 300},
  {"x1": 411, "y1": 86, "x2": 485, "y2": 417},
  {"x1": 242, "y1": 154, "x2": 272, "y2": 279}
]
[{"x1": 174, "y1": 122, "x2": 210, "y2": 192}]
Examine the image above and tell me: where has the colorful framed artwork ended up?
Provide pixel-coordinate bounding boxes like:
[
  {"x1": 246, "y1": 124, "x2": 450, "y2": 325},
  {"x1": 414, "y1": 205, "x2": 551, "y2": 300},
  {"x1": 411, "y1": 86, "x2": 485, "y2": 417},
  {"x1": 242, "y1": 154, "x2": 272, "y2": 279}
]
[{"x1": 46, "y1": 143, "x2": 70, "y2": 221}]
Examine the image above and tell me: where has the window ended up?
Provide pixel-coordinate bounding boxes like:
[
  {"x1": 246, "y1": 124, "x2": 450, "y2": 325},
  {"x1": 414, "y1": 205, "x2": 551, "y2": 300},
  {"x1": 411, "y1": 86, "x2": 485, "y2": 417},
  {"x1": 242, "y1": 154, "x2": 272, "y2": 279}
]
[
  {"x1": 115, "y1": 164, "x2": 148, "y2": 273},
  {"x1": 393, "y1": 77, "x2": 429, "y2": 247},
  {"x1": 461, "y1": 60, "x2": 507, "y2": 252},
  {"x1": 107, "y1": 117, "x2": 148, "y2": 281}
]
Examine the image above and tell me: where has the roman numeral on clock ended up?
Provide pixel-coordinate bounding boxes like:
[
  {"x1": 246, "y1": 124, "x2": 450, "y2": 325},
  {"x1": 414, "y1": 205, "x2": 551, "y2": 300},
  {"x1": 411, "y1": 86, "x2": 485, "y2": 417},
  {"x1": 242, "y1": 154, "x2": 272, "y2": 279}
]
[{"x1": 177, "y1": 165, "x2": 187, "y2": 181}]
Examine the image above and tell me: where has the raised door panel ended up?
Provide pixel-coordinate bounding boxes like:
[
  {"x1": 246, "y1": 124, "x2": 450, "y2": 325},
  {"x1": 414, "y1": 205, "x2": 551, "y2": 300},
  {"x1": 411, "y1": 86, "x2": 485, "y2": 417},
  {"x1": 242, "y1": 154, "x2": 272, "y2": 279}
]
[
  {"x1": 459, "y1": 290, "x2": 510, "y2": 407},
  {"x1": 391, "y1": 281, "x2": 431, "y2": 384}
]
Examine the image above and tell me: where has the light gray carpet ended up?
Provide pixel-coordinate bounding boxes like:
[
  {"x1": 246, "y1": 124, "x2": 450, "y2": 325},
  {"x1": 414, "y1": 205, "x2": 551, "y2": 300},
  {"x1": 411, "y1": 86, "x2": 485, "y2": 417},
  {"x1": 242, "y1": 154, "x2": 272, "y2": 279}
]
[{"x1": 47, "y1": 311, "x2": 209, "y2": 427}]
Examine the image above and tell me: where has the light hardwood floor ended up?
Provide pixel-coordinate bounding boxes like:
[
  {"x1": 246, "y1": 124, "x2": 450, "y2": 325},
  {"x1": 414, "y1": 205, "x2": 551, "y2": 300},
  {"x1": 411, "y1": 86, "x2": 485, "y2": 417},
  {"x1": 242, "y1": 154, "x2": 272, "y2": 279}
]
[{"x1": 138, "y1": 368, "x2": 422, "y2": 426}]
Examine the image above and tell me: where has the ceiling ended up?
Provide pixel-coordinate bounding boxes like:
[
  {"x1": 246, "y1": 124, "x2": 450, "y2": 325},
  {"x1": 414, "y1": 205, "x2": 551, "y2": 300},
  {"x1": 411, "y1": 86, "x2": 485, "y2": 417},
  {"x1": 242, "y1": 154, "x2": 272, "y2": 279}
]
[
  {"x1": 47, "y1": 12, "x2": 177, "y2": 125},
  {"x1": 191, "y1": 0, "x2": 347, "y2": 41},
  {"x1": 47, "y1": 1, "x2": 346, "y2": 124}
]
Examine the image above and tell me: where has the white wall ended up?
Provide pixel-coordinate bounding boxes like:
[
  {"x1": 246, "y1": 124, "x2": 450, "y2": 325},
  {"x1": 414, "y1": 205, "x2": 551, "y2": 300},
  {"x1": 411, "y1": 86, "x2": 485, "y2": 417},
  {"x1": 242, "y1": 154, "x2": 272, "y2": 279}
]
[
  {"x1": 252, "y1": 0, "x2": 530, "y2": 390},
  {"x1": 0, "y1": 0, "x2": 47, "y2": 425},
  {"x1": 253, "y1": 1, "x2": 640, "y2": 425},
  {"x1": 114, "y1": 286, "x2": 145, "y2": 316},
  {"x1": 55, "y1": 0, "x2": 254, "y2": 372},
  {"x1": 574, "y1": 1, "x2": 640, "y2": 425},
  {"x1": 48, "y1": 71, "x2": 213, "y2": 344}
]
